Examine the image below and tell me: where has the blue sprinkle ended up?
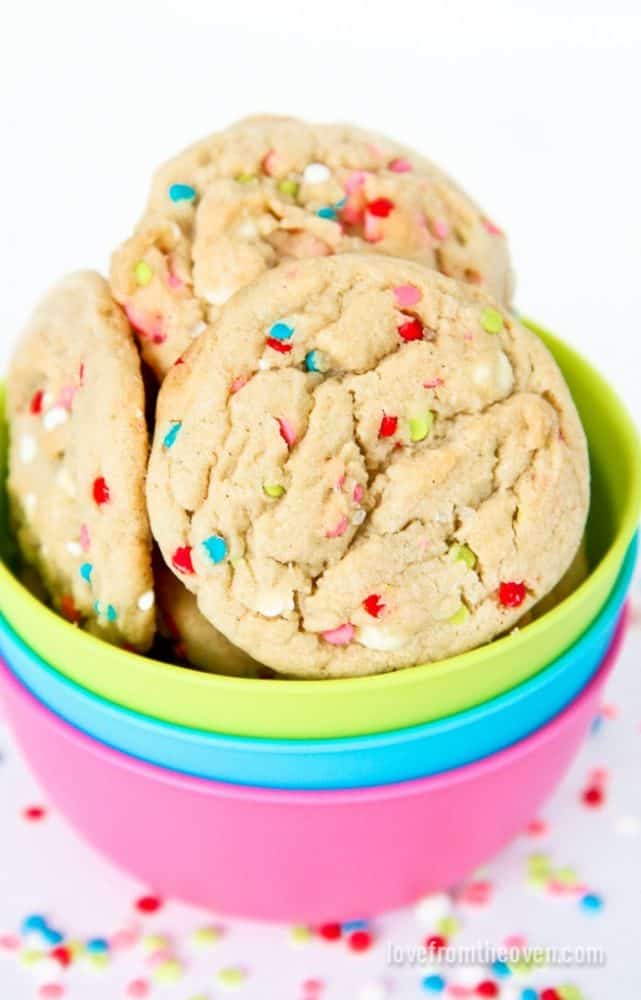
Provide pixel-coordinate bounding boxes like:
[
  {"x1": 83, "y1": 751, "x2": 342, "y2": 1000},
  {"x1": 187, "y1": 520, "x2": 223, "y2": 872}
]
[
  {"x1": 202, "y1": 535, "x2": 228, "y2": 565},
  {"x1": 520, "y1": 990, "x2": 538, "y2": 1000},
  {"x1": 269, "y1": 322, "x2": 294, "y2": 341},
  {"x1": 422, "y1": 974, "x2": 445, "y2": 993},
  {"x1": 106, "y1": 604, "x2": 117, "y2": 623},
  {"x1": 590, "y1": 713, "x2": 603, "y2": 735},
  {"x1": 163, "y1": 421, "x2": 182, "y2": 449},
  {"x1": 22, "y1": 914, "x2": 47, "y2": 934},
  {"x1": 41, "y1": 927, "x2": 64, "y2": 945},
  {"x1": 317, "y1": 205, "x2": 337, "y2": 220},
  {"x1": 86, "y1": 937, "x2": 109, "y2": 953},
  {"x1": 80, "y1": 562, "x2": 93, "y2": 584},
  {"x1": 580, "y1": 892, "x2": 603, "y2": 913},
  {"x1": 335, "y1": 196, "x2": 347, "y2": 208},
  {"x1": 169, "y1": 183, "x2": 196, "y2": 203},
  {"x1": 342, "y1": 919, "x2": 369, "y2": 931},
  {"x1": 304, "y1": 350, "x2": 321, "y2": 373},
  {"x1": 491, "y1": 960, "x2": 512, "y2": 979}
]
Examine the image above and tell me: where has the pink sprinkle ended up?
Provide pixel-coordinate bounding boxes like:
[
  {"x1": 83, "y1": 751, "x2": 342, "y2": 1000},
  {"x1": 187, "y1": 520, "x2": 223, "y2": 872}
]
[
  {"x1": 447, "y1": 987, "x2": 472, "y2": 998},
  {"x1": 463, "y1": 331, "x2": 474, "y2": 343},
  {"x1": 482, "y1": 216, "x2": 504, "y2": 236},
  {"x1": 322, "y1": 623, "x2": 355, "y2": 645},
  {"x1": 459, "y1": 879, "x2": 492, "y2": 905},
  {"x1": 504, "y1": 934, "x2": 527, "y2": 949},
  {"x1": 146, "y1": 949, "x2": 174, "y2": 967},
  {"x1": 57, "y1": 385, "x2": 77, "y2": 410},
  {"x1": 79, "y1": 523, "x2": 91, "y2": 552},
  {"x1": 526, "y1": 818, "x2": 548, "y2": 837},
  {"x1": 340, "y1": 193, "x2": 365, "y2": 226},
  {"x1": 230, "y1": 376, "x2": 248, "y2": 394},
  {"x1": 262, "y1": 149, "x2": 278, "y2": 175},
  {"x1": 110, "y1": 927, "x2": 140, "y2": 951},
  {"x1": 389, "y1": 157, "x2": 412, "y2": 173},
  {"x1": 393, "y1": 284, "x2": 422, "y2": 308},
  {"x1": 344, "y1": 170, "x2": 367, "y2": 193},
  {"x1": 432, "y1": 219, "x2": 449, "y2": 240},
  {"x1": 364, "y1": 213, "x2": 382, "y2": 243},
  {"x1": 326, "y1": 515, "x2": 348, "y2": 539},
  {"x1": 39, "y1": 987, "x2": 64, "y2": 1000},
  {"x1": 166, "y1": 265, "x2": 184, "y2": 290},
  {"x1": 423, "y1": 377, "x2": 444, "y2": 389},
  {"x1": 124, "y1": 304, "x2": 166, "y2": 345},
  {"x1": 353, "y1": 483, "x2": 364, "y2": 504},
  {"x1": 367, "y1": 143, "x2": 384, "y2": 159},
  {"x1": 277, "y1": 418, "x2": 297, "y2": 447},
  {"x1": 126, "y1": 981, "x2": 150, "y2": 999},
  {"x1": 0, "y1": 934, "x2": 20, "y2": 951},
  {"x1": 334, "y1": 473, "x2": 346, "y2": 492}
]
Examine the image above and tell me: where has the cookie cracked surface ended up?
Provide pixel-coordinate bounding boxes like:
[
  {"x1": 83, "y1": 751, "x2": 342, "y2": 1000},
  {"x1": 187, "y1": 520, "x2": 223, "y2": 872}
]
[
  {"x1": 111, "y1": 115, "x2": 513, "y2": 379},
  {"x1": 147, "y1": 255, "x2": 589, "y2": 677},
  {"x1": 7, "y1": 272, "x2": 155, "y2": 651}
]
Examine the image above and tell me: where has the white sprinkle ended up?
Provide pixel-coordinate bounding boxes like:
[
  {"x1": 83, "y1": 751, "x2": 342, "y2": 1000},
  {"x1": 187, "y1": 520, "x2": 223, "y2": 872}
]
[
  {"x1": 455, "y1": 965, "x2": 490, "y2": 987},
  {"x1": 303, "y1": 162, "x2": 331, "y2": 185},
  {"x1": 359, "y1": 983, "x2": 388, "y2": 1000},
  {"x1": 236, "y1": 219, "x2": 258, "y2": 240},
  {"x1": 66, "y1": 541, "x2": 82, "y2": 557},
  {"x1": 254, "y1": 591, "x2": 295, "y2": 617},
  {"x1": 258, "y1": 359, "x2": 270, "y2": 371},
  {"x1": 496, "y1": 350, "x2": 514, "y2": 395},
  {"x1": 137, "y1": 590, "x2": 155, "y2": 612},
  {"x1": 351, "y1": 508, "x2": 367, "y2": 525},
  {"x1": 414, "y1": 892, "x2": 452, "y2": 925},
  {"x1": 204, "y1": 287, "x2": 234, "y2": 306},
  {"x1": 357, "y1": 624, "x2": 406, "y2": 651},
  {"x1": 472, "y1": 361, "x2": 492, "y2": 387},
  {"x1": 43, "y1": 406, "x2": 69, "y2": 431},
  {"x1": 24, "y1": 493, "x2": 37, "y2": 516},
  {"x1": 42, "y1": 391, "x2": 55, "y2": 408},
  {"x1": 20, "y1": 435, "x2": 37, "y2": 464},
  {"x1": 189, "y1": 321, "x2": 208, "y2": 339}
]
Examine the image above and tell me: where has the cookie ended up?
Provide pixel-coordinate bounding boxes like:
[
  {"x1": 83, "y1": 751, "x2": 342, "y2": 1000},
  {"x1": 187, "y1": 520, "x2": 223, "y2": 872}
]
[
  {"x1": 111, "y1": 115, "x2": 513, "y2": 379},
  {"x1": 155, "y1": 562, "x2": 265, "y2": 677},
  {"x1": 7, "y1": 271, "x2": 156, "y2": 651},
  {"x1": 147, "y1": 255, "x2": 589, "y2": 678}
]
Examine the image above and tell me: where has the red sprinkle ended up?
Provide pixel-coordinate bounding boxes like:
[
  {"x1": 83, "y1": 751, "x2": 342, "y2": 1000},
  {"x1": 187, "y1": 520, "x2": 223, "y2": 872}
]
[
  {"x1": 425, "y1": 934, "x2": 448, "y2": 953},
  {"x1": 266, "y1": 337, "x2": 293, "y2": 353},
  {"x1": 30, "y1": 390, "x2": 44, "y2": 415},
  {"x1": 135, "y1": 895, "x2": 163, "y2": 915},
  {"x1": 476, "y1": 983, "x2": 499, "y2": 997},
  {"x1": 318, "y1": 922, "x2": 342, "y2": 941},
  {"x1": 348, "y1": 930, "x2": 373, "y2": 952},
  {"x1": 172, "y1": 547, "x2": 195, "y2": 575},
  {"x1": 582, "y1": 785, "x2": 604, "y2": 807},
  {"x1": 51, "y1": 946, "x2": 72, "y2": 968},
  {"x1": 367, "y1": 197, "x2": 395, "y2": 218},
  {"x1": 363, "y1": 594, "x2": 385, "y2": 618},
  {"x1": 541, "y1": 991, "x2": 561, "y2": 1000},
  {"x1": 398, "y1": 318, "x2": 424, "y2": 342},
  {"x1": 23, "y1": 805, "x2": 47, "y2": 821},
  {"x1": 498, "y1": 580, "x2": 527, "y2": 608},
  {"x1": 92, "y1": 476, "x2": 111, "y2": 506},
  {"x1": 60, "y1": 595, "x2": 81, "y2": 624},
  {"x1": 378, "y1": 413, "x2": 398, "y2": 438}
]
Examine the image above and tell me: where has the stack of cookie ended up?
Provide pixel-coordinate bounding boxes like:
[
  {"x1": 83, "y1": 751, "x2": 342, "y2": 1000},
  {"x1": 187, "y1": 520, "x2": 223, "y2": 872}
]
[{"x1": 5, "y1": 115, "x2": 590, "y2": 679}]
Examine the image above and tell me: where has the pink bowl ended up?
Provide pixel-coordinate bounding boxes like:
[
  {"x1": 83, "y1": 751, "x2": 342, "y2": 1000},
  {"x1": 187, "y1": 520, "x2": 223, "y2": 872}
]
[{"x1": 0, "y1": 617, "x2": 625, "y2": 922}]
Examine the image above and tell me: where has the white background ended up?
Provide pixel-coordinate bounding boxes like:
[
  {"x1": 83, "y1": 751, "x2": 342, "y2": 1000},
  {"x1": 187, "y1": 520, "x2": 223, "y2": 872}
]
[
  {"x1": 0, "y1": 4, "x2": 640, "y2": 998},
  {"x1": 0, "y1": 0, "x2": 640, "y2": 422}
]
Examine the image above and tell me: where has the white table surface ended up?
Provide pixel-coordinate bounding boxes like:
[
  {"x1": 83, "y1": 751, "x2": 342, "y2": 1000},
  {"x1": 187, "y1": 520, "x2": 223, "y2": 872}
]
[{"x1": 1, "y1": 3, "x2": 640, "y2": 997}]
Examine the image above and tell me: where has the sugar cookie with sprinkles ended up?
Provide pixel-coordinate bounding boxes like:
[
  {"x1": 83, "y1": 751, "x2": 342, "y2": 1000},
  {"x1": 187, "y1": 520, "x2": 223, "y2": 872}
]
[
  {"x1": 155, "y1": 562, "x2": 268, "y2": 677},
  {"x1": 7, "y1": 271, "x2": 156, "y2": 651},
  {"x1": 110, "y1": 114, "x2": 513, "y2": 379},
  {"x1": 147, "y1": 255, "x2": 589, "y2": 677}
]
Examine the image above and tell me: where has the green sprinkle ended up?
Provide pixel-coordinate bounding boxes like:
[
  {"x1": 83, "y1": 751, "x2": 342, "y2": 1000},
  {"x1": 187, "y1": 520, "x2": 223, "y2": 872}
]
[
  {"x1": 408, "y1": 411, "x2": 434, "y2": 442},
  {"x1": 451, "y1": 544, "x2": 477, "y2": 569},
  {"x1": 218, "y1": 966, "x2": 246, "y2": 988},
  {"x1": 134, "y1": 260, "x2": 153, "y2": 286},
  {"x1": 278, "y1": 178, "x2": 299, "y2": 198},
  {"x1": 153, "y1": 959, "x2": 183, "y2": 983},
  {"x1": 437, "y1": 915, "x2": 460, "y2": 936},
  {"x1": 191, "y1": 926, "x2": 222, "y2": 947},
  {"x1": 263, "y1": 483, "x2": 286, "y2": 499},
  {"x1": 480, "y1": 307, "x2": 504, "y2": 334},
  {"x1": 20, "y1": 949, "x2": 44, "y2": 967},
  {"x1": 448, "y1": 603, "x2": 470, "y2": 625},
  {"x1": 290, "y1": 925, "x2": 313, "y2": 944},
  {"x1": 236, "y1": 172, "x2": 256, "y2": 184}
]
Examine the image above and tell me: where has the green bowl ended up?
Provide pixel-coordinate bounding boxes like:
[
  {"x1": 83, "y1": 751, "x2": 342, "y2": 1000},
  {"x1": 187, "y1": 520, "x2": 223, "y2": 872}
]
[{"x1": 1, "y1": 322, "x2": 639, "y2": 738}]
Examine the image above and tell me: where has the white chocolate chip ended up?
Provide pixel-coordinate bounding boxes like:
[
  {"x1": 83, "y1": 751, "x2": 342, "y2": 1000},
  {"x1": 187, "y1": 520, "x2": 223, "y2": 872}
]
[
  {"x1": 24, "y1": 493, "x2": 37, "y2": 516},
  {"x1": 303, "y1": 162, "x2": 331, "y2": 184},
  {"x1": 357, "y1": 624, "x2": 407, "y2": 651},
  {"x1": 496, "y1": 350, "x2": 514, "y2": 396},
  {"x1": 204, "y1": 287, "x2": 234, "y2": 306},
  {"x1": 66, "y1": 540, "x2": 82, "y2": 557},
  {"x1": 20, "y1": 434, "x2": 37, "y2": 464},
  {"x1": 254, "y1": 591, "x2": 295, "y2": 617},
  {"x1": 236, "y1": 219, "x2": 259, "y2": 240},
  {"x1": 43, "y1": 406, "x2": 69, "y2": 431},
  {"x1": 137, "y1": 590, "x2": 155, "y2": 612},
  {"x1": 351, "y1": 509, "x2": 367, "y2": 525},
  {"x1": 189, "y1": 320, "x2": 208, "y2": 339}
]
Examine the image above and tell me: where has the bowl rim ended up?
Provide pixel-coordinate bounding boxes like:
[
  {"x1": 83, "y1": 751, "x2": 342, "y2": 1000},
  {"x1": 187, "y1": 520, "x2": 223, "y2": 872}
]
[
  {"x1": 0, "y1": 609, "x2": 626, "y2": 804},
  {"x1": 0, "y1": 536, "x2": 635, "y2": 755},
  {"x1": 0, "y1": 320, "x2": 639, "y2": 697}
]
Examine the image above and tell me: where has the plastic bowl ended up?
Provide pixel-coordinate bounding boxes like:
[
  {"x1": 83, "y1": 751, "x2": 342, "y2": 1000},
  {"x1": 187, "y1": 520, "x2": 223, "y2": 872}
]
[
  {"x1": 0, "y1": 619, "x2": 626, "y2": 922},
  {"x1": 0, "y1": 539, "x2": 635, "y2": 789},
  {"x1": 0, "y1": 322, "x2": 639, "y2": 739}
]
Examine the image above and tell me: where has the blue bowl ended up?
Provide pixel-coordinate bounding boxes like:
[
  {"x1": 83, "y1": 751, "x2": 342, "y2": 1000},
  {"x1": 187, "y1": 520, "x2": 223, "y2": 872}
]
[{"x1": 0, "y1": 536, "x2": 636, "y2": 790}]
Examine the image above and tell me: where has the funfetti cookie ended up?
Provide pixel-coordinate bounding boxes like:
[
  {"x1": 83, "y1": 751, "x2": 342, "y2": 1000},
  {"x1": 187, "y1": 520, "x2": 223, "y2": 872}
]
[
  {"x1": 155, "y1": 562, "x2": 266, "y2": 677},
  {"x1": 111, "y1": 115, "x2": 513, "y2": 379},
  {"x1": 7, "y1": 272, "x2": 156, "y2": 651},
  {"x1": 146, "y1": 255, "x2": 589, "y2": 678}
]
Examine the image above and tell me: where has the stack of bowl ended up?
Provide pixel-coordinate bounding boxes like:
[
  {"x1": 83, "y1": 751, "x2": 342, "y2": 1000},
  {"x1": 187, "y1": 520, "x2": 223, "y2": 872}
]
[{"x1": 0, "y1": 322, "x2": 639, "y2": 923}]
